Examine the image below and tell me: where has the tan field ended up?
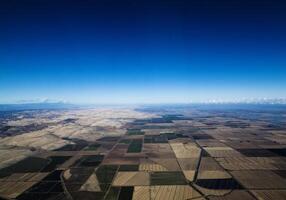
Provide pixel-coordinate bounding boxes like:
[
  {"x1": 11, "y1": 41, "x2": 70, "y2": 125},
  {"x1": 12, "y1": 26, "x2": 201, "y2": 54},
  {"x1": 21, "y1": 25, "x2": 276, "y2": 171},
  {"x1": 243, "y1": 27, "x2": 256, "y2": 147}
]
[
  {"x1": 112, "y1": 172, "x2": 150, "y2": 186},
  {"x1": 231, "y1": 170, "x2": 286, "y2": 189},
  {"x1": 182, "y1": 170, "x2": 195, "y2": 181},
  {"x1": 149, "y1": 158, "x2": 181, "y2": 171},
  {"x1": 197, "y1": 170, "x2": 231, "y2": 179},
  {"x1": 216, "y1": 157, "x2": 281, "y2": 170},
  {"x1": 251, "y1": 190, "x2": 286, "y2": 200},
  {"x1": 0, "y1": 181, "x2": 37, "y2": 199},
  {"x1": 4, "y1": 172, "x2": 48, "y2": 182},
  {"x1": 199, "y1": 157, "x2": 224, "y2": 171},
  {"x1": 194, "y1": 185, "x2": 231, "y2": 196},
  {"x1": 177, "y1": 158, "x2": 199, "y2": 170},
  {"x1": 209, "y1": 190, "x2": 256, "y2": 200},
  {"x1": 80, "y1": 173, "x2": 101, "y2": 192},
  {"x1": 132, "y1": 185, "x2": 203, "y2": 200},
  {"x1": 139, "y1": 163, "x2": 168, "y2": 171},
  {"x1": 0, "y1": 149, "x2": 34, "y2": 170},
  {"x1": 170, "y1": 142, "x2": 201, "y2": 158},
  {"x1": 203, "y1": 147, "x2": 243, "y2": 158}
]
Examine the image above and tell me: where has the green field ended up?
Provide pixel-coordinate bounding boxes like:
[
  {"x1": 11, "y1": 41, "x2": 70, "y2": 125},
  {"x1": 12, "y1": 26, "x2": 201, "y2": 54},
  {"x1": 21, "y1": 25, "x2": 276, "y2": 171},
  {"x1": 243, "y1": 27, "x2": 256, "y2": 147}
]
[
  {"x1": 84, "y1": 143, "x2": 101, "y2": 151},
  {"x1": 0, "y1": 157, "x2": 49, "y2": 177},
  {"x1": 126, "y1": 129, "x2": 145, "y2": 135},
  {"x1": 118, "y1": 165, "x2": 139, "y2": 171},
  {"x1": 119, "y1": 139, "x2": 132, "y2": 144},
  {"x1": 105, "y1": 187, "x2": 121, "y2": 200},
  {"x1": 150, "y1": 172, "x2": 187, "y2": 185},
  {"x1": 127, "y1": 139, "x2": 142, "y2": 153},
  {"x1": 96, "y1": 165, "x2": 119, "y2": 184}
]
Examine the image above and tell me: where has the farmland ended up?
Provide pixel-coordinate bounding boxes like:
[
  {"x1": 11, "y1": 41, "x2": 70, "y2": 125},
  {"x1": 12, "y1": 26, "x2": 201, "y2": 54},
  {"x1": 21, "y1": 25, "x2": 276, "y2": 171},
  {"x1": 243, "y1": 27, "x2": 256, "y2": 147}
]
[{"x1": 0, "y1": 105, "x2": 286, "y2": 199}]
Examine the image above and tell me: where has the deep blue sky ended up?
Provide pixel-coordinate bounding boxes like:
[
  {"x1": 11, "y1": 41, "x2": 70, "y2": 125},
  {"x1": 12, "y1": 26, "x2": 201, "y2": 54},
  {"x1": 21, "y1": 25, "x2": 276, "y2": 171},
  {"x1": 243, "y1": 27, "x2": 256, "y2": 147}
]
[{"x1": 0, "y1": 0, "x2": 286, "y2": 104}]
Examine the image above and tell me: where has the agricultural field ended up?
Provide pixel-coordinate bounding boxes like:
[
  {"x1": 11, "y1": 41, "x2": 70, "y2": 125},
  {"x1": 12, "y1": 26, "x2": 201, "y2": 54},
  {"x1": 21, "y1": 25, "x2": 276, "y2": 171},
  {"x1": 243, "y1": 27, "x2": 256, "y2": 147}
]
[{"x1": 0, "y1": 105, "x2": 286, "y2": 199}]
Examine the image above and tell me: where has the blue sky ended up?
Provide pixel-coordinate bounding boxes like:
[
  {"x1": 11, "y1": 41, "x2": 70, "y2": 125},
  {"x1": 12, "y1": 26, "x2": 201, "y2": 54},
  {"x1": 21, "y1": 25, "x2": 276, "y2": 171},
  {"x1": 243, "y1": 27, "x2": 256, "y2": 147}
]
[{"x1": 0, "y1": 0, "x2": 286, "y2": 104}]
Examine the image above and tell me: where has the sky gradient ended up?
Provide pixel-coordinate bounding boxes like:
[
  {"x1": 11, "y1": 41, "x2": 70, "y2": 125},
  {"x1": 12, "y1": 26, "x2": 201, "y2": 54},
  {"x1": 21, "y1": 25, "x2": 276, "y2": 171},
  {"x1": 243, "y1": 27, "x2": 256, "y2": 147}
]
[{"x1": 0, "y1": 0, "x2": 286, "y2": 104}]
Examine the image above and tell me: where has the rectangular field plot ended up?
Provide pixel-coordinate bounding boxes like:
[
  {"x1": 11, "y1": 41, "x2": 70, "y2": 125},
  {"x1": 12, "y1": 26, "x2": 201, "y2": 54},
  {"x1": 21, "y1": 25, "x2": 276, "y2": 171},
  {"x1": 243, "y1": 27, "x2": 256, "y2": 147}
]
[
  {"x1": 149, "y1": 158, "x2": 181, "y2": 171},
  {"x1": 0, "y1": 172, "x2": 48, "y2": 182},
  {"x1": 196, "y1": 140, "x2": 229, "y2": 148},
  {"x1": 150, "y1": 172, "x2": 187, "y2": 185},
  {"x1": 54, "y1": 143, "x2": 87, "y2": 151},
  {"x1": 0, "y1": 157, "x2": 49, "y2": 177},
  {"x1": 209, "y1": 190, "x2": 256, "y2": 200},
  {"x1": 178, "y1": 158, "x2": 199, "y2": 170},
  {"x1": 118, "y1": 186, "x2": 134, "y2": 200},
  {"x1": 139, "y1": 164, "x2": 168, "y2": 172},
  {"x1": 102, "y1": 157, "x2": 140, "y2": 165},
  {"x1": 170, "y1": 143, "x2": 201, "y2": 159},
  {"x1": 96, "y1": 165, "x2": 118, "y2": 184},
  {"x1": 127, "y1": 139, "x2": 143, "y2": 153},
  {"x1": 105, "y1": 186, "x2": 121, "y2": 200},
  {"x1": 119, "y1": 139, "x2": 132, "y2": 144},
  {"x1": 132, "y1": 185, "x2": 202, "y2": 200},
  {"x1": 231, "y1": 170, "x2": 286, "y2": 189},
  {"x1": 199, "y1": 157, "x2": 224, "y2": 171},
  {"x1": 75, "y1": 155, "x2": 104, "y2": 167},
  {"x1": 215, "y1": 157, "x2": 282, "y2": 170},
  {"x1": 267, "y1": 148, "x2": 286, "y2": 157},
  {"x1": 106, "y1": 144, "x2": 129, "y2": 158},
  {"x1": 143, "y1": 143, "x2": 176, "y2": 158},
  {"x1": 195, "y1": 178, "x2": 243, "y2": 190},
  {"x1": 41, "y1": 156, "x2": 72, "y2": 172},
  {"x1": 237, "y1": 148, "x2": 279, "y2": 157},
  {"x1": 69, "y1": 191, "x2": 106, "y2": 200},
  {"x1": 251, "y1": 190, "x2": 286, "y2": 200},
  {"x1": 97, "y1": 136, "x2": 121, "y2": 142},
  {"x1": 84, "y1": 143, "x2": 101, "y2": 151},
  {"x1": 0, "y1": 181, "x2": 37, "y2": 199},
  {"x1": 15, "y1": 170, "x2": 64, "y2": 200},
  {"x1": 197, "y1": 170, "x2": 231, "y2": 179},
  {"x1": 127, "y1": 129, "x2": 145, "y2": 136},
  {"x1": 118, "y1": 165, "x2": 139, "y2": 171},
  {"x1": 203, "y1": 147, "x2": 242, "y2": 158},
  {"x1": 192, "y1": 134, "x2": 214, "y2": 140},
  {"x1": 144, "y1": 134, "x2": 168, "y2": 143},
  {"x1": 112, "y1": 172, "x2": 150, "y2": 186}
]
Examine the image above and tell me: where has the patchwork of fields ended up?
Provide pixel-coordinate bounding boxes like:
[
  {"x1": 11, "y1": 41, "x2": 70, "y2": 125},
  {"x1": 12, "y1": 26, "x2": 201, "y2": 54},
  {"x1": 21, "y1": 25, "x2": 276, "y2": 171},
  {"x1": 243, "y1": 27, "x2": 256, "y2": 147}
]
[{"x1": 0, "y1": 106, "x2": 286, "y2": 199}]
